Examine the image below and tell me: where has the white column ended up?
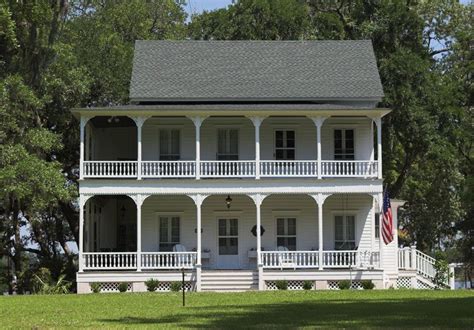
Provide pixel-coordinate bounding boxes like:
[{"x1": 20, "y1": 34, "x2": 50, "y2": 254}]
[
  {"x1": 79, "y1": 116, "x2": 88, "y2": 180},
  {"x1": 133, "y1": 117, "x2": 148, "y2": 180},
  {"x1": 310, "y1": 117, "x2": 327, "y2": 179},
  {"x1": 189, "y1": 117, "x2": 206, "y2": 180},
  {"x1": 374, "y1": 117, "x2": 382, "y2": 179},
  {"x1": 251, "y1": 194, "x2": 265, "y2": 290},
  {"x1": 78, "y1": 195, "x2": 85, "y2": 272},
  {"x1": 193, "y1": 194, "x2": 204, "y2": 291},
  {"x1": 135, "y1": 194, "x2": 145, "y2": 271},
  {"x1": 248, "y1": 117, "x2": 264, "y2": 179},
  {"x1": 370, "y1": 119, "x2": 375, "y2": 161}
]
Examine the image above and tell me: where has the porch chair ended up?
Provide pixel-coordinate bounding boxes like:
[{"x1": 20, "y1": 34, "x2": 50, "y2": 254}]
[
  {"x1": 173, "y1": 244, "x2": 187, "y2": 252},
  {"x1": 173, "y1": 244, "x2": 188, "y2": 266},
  {"x1": 277, "y1": 246, "x2": 296, "y2": 270}
]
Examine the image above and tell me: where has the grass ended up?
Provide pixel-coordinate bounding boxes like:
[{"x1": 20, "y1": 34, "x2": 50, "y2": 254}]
[{"x1": 0, "y1": 290, "x2": 473, "y2": 328}]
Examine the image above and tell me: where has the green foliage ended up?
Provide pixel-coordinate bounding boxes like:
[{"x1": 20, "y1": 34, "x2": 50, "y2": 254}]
[
  {"x1": 170, "y1": 282, "x2": 182, "y2": 292},
  {"x1": 275, "y1": 280, "x2": 288, "y2": 290},
  {"x1": 145, "y1": 279, "x2": 159, "y2": 292},
  {"x1": 338, "y1": 280, "x2": 351, "y2": 290},
  {"x1": 90, "y1": 283, "x2": 101, "y2": 294},
  {"x1": 32, "y1": 268, "x2": 71, "y2": 294},
  {"x1": 118, "y1": 282, "x2": 129, "y2": 293},
  {"x1": 361, "y1": 280, "x2": 375, "y2": 290},
  {"x1": 433, "y1": 252, "x2": 451, "y2": 289},
  {"x1": 302, "y1": 280, "x2": 313, "y2": 290}
]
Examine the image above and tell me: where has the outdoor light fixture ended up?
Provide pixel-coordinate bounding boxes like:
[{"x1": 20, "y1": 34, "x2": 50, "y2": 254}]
[
  {"x1": 107, "y1": 116, "x2": 120, "y2": 123},
  {"x1": 225, "y1": 195, "x2": 232, "y2": 209}
]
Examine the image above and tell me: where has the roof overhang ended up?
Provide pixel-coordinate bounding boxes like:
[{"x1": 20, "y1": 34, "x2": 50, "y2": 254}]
[{"x1": 70, "y1": 104, "x2": 391, "y2": 120}]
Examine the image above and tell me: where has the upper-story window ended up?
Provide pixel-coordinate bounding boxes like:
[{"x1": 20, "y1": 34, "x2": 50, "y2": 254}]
[
  {"x1": 217, "y1": 128, "x2": 239, "y2": 160},
  {"x1": 159, "y1": 129, "x2": 180, "y2": 160},
  {"x1": 334, "y1": 129, "x2": 354, "y2": 160},
  {"x1": 275, "y1": 130, "x2": 295, "y2": 160}
]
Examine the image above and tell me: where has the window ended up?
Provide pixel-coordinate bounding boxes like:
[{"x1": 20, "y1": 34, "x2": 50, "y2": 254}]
[
  {"x1": 217, "y1": 129, "x2": 239, "y2": 160},
  {"x1": 276, "y1": 218, "x2": 296, "y2": 251},
  {"x1": 334, "y1": 215, "x2": 356, "y2": 250},
  {"x1": 159, "y1": 129, "x2": 180, "y2": 160},
  {"x1": 218, "y1": 218, "x2": 238, "y2": 255},
  {"x1": 159, "y1": 216, "x2": 180, "y2": 251},
  {"x1": 375, "y1": 213, "x2": 380, "y2": 239},
  {"x1": 275, "y1": 130, "x2": 295, "y2": 160},
  {"x1": 334, "y1": 129, "x2": 354, "y2": 160}
]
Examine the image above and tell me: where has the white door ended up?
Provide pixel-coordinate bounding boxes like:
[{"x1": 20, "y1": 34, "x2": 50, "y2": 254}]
[{"x1": 217, "y1": 218, "x2": 240, "y2": 269}]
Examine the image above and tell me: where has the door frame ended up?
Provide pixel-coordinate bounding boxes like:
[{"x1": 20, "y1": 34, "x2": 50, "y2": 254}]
[{"x1": 215, "y1": 216, "x2": 241, "y2": 269}]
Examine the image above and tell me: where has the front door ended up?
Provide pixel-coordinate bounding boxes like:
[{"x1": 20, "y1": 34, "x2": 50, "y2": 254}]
[{"x1": 217, "y1": 218, "x2": 240, "y2": 269}]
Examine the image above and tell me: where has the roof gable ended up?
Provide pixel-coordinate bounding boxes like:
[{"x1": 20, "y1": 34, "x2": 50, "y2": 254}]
[{"x1": 130, "y1": 40, "x2": 384, "y2": 102}]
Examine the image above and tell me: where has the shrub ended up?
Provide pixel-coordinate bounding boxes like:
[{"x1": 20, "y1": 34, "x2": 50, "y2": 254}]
[
  {"x1": 90, "y1": 282, "x2": 101, "y2": 293},
  {"x1": 338, "y1": 280, "x2": 351, "y2": 290},
  {"x1": 118, "y1": 282, "x2": 129, "y2": 293},
  {"x1": 32, "y1": 268, "x2": 71, "y2": 294},
  {"x1": 170, "y1": 282, "x2": 182, "y2": 292},
  {"x1": 302, "y1": 280, "x2": 313, "y2": 290},
  {"x1": 275, "y1": 280, "x2": 288, "y2": 290},
  {"x1": 361, "y1": 280, "x2": 375, "y2": 290},
  {"x1": 145, "y1": 279, "x2": 159, "y2": 292},
  {"x1": 433, "y1": 251, "x2": 451, "y2": 289}
]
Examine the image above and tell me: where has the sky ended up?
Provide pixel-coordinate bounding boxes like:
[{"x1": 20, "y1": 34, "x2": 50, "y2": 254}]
[{"x1": 185, "y1": 0, "x2": 234, "y2": 17}]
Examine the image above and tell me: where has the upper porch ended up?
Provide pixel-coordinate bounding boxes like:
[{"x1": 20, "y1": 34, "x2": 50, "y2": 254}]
[{"x1": 76, "y1": 106, "x2": 389, "y2": 181}]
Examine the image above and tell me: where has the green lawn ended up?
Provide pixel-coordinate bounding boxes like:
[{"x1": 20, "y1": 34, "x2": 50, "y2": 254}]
[{"x1": 0, "y1": 290, "x2": 473, "y2": 328}]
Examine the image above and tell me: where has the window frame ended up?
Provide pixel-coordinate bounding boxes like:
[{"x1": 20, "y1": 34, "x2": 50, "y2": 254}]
[
  {"x1": 334, "y1": 128, "x2": 355, "y2": 160},
  {"x1": 158, "y1": 128, "x2": 181, "y2": 160},
  {"x1": 276, "y1": 217, "x2": 297, "y2": 251},
  {"x1": 334, "y1": 214, "x2": 356, "y2": 250},
  {"x1": 158, "y1": 215, "x2": 181, "y2": 252},
  {"x1": 216, "y1": 128, "x2": 239, "y2": 160},
  {"x1": 274, "y1": 129, "x2": 296, "y2": 160},
  {"x1": 217, "y1": 218, "x2": 239, "y2": 255}
]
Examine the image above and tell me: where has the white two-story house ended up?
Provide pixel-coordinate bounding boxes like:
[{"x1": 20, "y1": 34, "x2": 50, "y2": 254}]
[{"x1": 73, "y1": 40, "x2": 443, "y2": 293}]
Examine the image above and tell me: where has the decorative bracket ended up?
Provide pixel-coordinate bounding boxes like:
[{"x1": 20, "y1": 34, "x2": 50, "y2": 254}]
[
  {"x1": 187, "y1": 116, "x2": 209, "y2": 128},
  {"x1": 247, "y1": 116, "x2": 266, "y2": 128},
  {"x1": 249, "y1": 193, "x2": 267, "y2": 207},
  {"x1": 79, "y1": 194, "x2": 93, "y2": 209},
  {"x1": 309, "y1": 116, "x2": 328, "y2": 128},
  {"x1": 187, "y1": 194, "x2": 209, "y2": 207},
  {"x1": 128, "y1": 194, "x2": 150, "y2": 208},
  {"x1": 131, "y1": 116, "x2": 150, "y2": 128},
  {"x1": 309, "y1": 193, "x2": 331, "y2": 206}
]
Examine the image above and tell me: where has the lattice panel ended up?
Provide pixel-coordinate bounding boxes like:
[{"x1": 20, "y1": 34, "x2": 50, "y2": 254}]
[
  {"x1": 264, "y1": 281, "x2": 311, "y2": 290},
  {"x1": 397, "y1": 277, "x2": 413, "y2": 289},
  {"x1": 265, "y1": 281, "x2": 277, "y2": 290},
  {"x1": 416, "y1": 279, "x2": 433, "y2": 290},
  {"x1": 157, "y1": 281, "x2": 193, "y2": 292},
  {"x1": 327, "y1": 281, "x2": 363, "y2": 290},
  {"x1": 99, "y1": 282, "x2": 132, "y2": 293}
]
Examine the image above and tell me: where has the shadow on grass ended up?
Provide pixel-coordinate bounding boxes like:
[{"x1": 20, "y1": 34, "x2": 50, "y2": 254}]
[{"x1": 99, "y1": 296, "x2": 474, "y2": 328}]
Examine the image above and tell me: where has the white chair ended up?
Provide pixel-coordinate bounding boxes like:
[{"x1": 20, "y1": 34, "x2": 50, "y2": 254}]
[
  {"x1": 173, "y1": 244, "x2": 187, "y2": 252},
  {"x1": 277, "y1": 246, "x2": 295, "y2": 269}
]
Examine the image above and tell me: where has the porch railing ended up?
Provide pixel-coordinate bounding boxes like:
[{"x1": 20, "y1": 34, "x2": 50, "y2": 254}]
[
  {"x1": 260, "y1": 160, "x2": 318, "y2": 177},
  {"x1": 260, "y1": 250, "x2": 379, "y2": 269},
  {"x1": 83, "y1": 161, "x2": 138, "y2": 178},
  {"x1": 82, "y1": 252, "x2": 137, "y2": 270},
  {"x1": 141, "y1": 161, "x2": 195, "y2": 178},
  {"x1": 398, "y1": 247, "x2": 437, "y2": 280},
  {"x1": 321, "y1": 161, "x2": 378, "y2": 178},
  {"x1": 82, "y1": 160, "x2": 378, "y2": 179},
  {"x1": 200, "y1": 160, "x2": 256, "y2": 177},
  {"x1": 141, "y1": 252, "x2": 197, "y2": 269}
]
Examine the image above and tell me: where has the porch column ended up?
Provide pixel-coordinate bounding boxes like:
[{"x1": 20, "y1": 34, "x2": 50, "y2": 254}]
[
  {"x1": 79, "y1": 116, "x2": 89, "y2": 180},
  {"x1": 250, "y1": 194, "x2": 265, "y2": 290},
  {"x1": 374, "y1": 117, "x2": 382, "y2": 179},
  {"x1": 133, "y1": 117, "x2": 148, "y2": 180},
  {"x1": 134, "y1": 194, "x2": 146, "y2": 271},
  {"x1": 189, "y1": 117, "x2": 207, "y2": 180},
  {"x1": 311, "y1": 193, "x2": 328, "y2": 270},
  {"x1": 190, "y1": 194, "x2": 204, "y2": 291},
  {"x1": 376, "y1": 193, "x2": 384, "y2": 270},
  {"x1": 78, "y1": 195, "x2": 85, "y2": 272},
  {"x1": 310, "y1": 117, "x2": 327, "y2": 179},
  {"x1": 248, "y1": 117, "x2": 265, "y2": 179}
]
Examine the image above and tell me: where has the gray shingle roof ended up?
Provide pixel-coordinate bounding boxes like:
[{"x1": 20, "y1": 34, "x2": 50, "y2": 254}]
[{"x1": 130, "y1": 40, "x2": 384, "y2": 102}]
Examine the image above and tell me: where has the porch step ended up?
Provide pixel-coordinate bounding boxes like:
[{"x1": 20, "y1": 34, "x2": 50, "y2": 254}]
[{"x1": 201, "y1": 270, "x2": 258, "y2": 291}]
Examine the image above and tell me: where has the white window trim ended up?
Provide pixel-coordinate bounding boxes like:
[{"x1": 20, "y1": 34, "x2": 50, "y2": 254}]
[
  {"x1": 273, "y1": 129, "x2": 297, "y2": 160},
  {"x1": 156, "y1": 214, "x2": 182, "y2": 251},
  {"x1": 334, "y1": 214, "x2": 356, "y2": 250},
  {"x1": 333, "y1": 128, "x2": 355, "y2": 160},
  {"x1": 275, "y1": 216, "x2": 297, "y2": 250},
  {"x1": 216, "y1": 217, "x2": 240, "y2": 256},
  {"x1": 216, "y1": 127, "x2": 240, "y2": 160},
  {"x1": 158, "y1": 128, "x2": 182, "y2": 160}
]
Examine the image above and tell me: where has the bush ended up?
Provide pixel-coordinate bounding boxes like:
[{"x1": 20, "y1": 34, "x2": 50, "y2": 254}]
[
  {"x1": 90, "y1": 282, "x2": 101, "y2": 293},
  {"x1": 275, "y1": 280, "x2": 288, "y2": 290},
  {"x1": 32, "y1": 268, "x2": 71, "y2": 295},
  {"x1": 338, "y1": 280, "x2": 351, "y2": 290},
  {"x1": 145, "y1": 279, "x2": 159, "y2": 292},
  {"x1": 170, "y1": 282, "x2": 182, "y2": 292},
  {"x1": 302, "y1": 280, "x2": 313, "y2": 290},
  {"x1": 433, "y1": 251, "x2": 451, "y2": 289},
  {"x1": 361, "y1": 280, "x2": 375, "y2": 290},
  {"x1": 118, "y1": 282, "x2": 129, "y2": 292}
]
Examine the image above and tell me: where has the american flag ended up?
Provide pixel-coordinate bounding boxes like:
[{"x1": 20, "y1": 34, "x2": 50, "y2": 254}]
[{"x1": 382, "y1": 191, "x2": 394, "y2": 245}]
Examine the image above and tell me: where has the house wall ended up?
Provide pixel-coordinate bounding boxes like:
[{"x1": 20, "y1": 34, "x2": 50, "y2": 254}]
[{"x1": 90, "y1": 116, "x2": 374, "y2": 161}]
